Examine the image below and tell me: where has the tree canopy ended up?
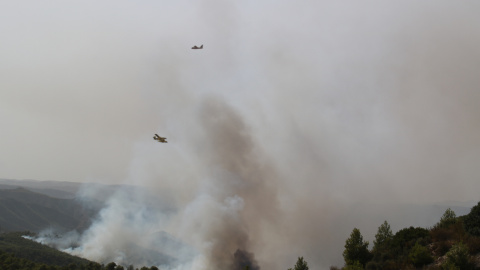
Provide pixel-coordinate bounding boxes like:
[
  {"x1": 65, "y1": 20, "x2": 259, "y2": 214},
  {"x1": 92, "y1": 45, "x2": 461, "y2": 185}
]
[
  {"x1": 436, "y1": 208, "x2": 457, "y2": 229},
  {"x1": 464, "y1": 202, "x2": 480, "y2": 236},
  {"x1": 373, "y1": 221, "x2": 393, "y2": 252},
  {"x1": 343, "y1": 228, "x2": 371, "y2": 267},
  {"x1": 288, "y1": 257, "x2": 309, "y2": 270}
]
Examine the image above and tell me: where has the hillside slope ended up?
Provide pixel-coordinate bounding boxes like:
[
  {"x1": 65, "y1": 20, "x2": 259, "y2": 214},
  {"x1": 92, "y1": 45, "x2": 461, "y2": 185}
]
[
  {"x1": 0, "y1": 231, "x2": 94, "y2": 267},
  {"x1": 0, "y1": 188, "x2": 98, "y2": 233}
]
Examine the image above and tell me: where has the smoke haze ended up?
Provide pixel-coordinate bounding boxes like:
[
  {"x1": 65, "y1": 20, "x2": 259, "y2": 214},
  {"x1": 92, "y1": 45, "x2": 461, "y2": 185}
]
[{"x1": 2, "y1": 0, "x2": 480, "y2": 268}]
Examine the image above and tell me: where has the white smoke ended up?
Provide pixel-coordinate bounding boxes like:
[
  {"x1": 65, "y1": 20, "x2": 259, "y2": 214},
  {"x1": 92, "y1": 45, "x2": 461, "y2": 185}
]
[
  {"x1": 5, "y1": 1, "x2": 480, "y2": 269},
  {"x1": 54, "y1": 97, "x2": 275, "y2": 270}
]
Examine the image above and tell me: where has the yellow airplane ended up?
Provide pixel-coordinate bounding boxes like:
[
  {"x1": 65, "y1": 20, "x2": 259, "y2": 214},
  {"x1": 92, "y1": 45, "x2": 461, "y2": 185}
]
[
  {"x1": 153, "y1": 134, "x2": 167, "y2": 143},
  {"x1": 191, "y1": 45, "x2": 203, "y2": 49}
]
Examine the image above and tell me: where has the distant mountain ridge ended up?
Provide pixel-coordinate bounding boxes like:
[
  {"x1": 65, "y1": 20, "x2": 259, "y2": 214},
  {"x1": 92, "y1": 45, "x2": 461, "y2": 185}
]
[
  {"x1": 0, "y1": 178, "x2": 120, "y2": 199},
  {"x1": 0, "y1": 178, "x2": 175, "y2": 234},
  {"x1": 0, "y1": 179, "x2": 193, "y2": 268},
  {"x1": 0, "y1": 187, "x2": 98, "y2": 233}
]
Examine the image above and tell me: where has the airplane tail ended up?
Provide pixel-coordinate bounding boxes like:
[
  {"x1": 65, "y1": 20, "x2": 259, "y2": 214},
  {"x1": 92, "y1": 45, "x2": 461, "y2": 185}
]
[{"x1": 200, "y1": 45, "x2": 203, "y2": 49}]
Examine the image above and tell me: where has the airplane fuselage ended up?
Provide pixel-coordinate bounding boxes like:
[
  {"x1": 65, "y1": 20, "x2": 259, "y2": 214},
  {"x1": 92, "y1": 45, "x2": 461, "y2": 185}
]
[{"x1": 154, "y1": 134, "x2": 167, "y2": 143}]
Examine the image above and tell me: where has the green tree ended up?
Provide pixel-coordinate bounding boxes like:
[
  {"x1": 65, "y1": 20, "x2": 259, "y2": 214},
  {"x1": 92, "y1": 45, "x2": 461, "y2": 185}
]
[
  {"x1": 343, "y1": 228, "x2": 372, "y2": 267},
  {"x1": 86, "y1": 262, "x2": 102, "y2": 270},
  {"x1": 288, "y1": 257, "x2": 308, "y2": 270},
  {"x1": 343, "y1": 261, "x2": 363, "y2": 270},
  {"x1": 408, "y1": 241, "x2": 433, "y2": 267},
  {"x1": 105, "y1": 262, "x2": 117, "y2": 270},
  {"x1": 442, "y1": 242, "x2": 474, "y2": 270},
  {"x1": 464, "y1": 201, "x2": 480, "y2": 236},
  {"x1": 436, "y1": 208, "x2": 457, "y2": 228},
  {"x1": 390, "y1": 226, "x2": 430, "y2": 257},
  {"x1": 373, "y1": 221, "x2": 393, "y2": 252},
  {"x1": 442, "y1": 261, "x2": 460, "y2": 270}
]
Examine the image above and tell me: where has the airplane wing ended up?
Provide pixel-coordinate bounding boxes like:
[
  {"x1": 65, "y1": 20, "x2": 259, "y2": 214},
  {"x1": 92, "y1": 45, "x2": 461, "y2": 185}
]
[{"x1": 153, "y1": 134, "x2": 167, "y2": 143}]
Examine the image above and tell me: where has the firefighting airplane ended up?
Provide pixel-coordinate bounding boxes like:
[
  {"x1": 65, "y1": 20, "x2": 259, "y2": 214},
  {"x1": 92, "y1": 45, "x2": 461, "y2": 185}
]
[
  {"x1": 191, "y1": 45, "x2": 203, "y2": 49},
  {"x1": 153, "y1": 134, "x2": 167, "y2": 143}
]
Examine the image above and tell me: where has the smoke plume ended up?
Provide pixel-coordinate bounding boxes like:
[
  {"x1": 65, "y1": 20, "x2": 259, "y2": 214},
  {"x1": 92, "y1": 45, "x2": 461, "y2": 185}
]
[
  {"x1": 3, "y1": 1, "x2": 480, "y2": 269},
  {"x1": 170, "y1": 96, "x2": 279, "y2": 270},
  {"x1": 233, "y1": 249, "x2": 260, "y2": 270},
  {"x1": 41, "y1": 97, "x2": 278, "y2": 270}
]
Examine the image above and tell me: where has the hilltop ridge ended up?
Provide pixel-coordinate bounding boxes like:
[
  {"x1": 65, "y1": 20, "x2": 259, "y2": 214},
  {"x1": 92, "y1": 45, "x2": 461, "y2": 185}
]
[{"x1": 0, "y1": 187, "x2": 97, "y2": 233}]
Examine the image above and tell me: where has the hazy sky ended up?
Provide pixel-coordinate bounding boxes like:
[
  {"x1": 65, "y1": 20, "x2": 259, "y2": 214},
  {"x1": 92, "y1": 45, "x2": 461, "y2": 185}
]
[{"x1": 1, "y1": 1, "x2": 480, "y2": 268}]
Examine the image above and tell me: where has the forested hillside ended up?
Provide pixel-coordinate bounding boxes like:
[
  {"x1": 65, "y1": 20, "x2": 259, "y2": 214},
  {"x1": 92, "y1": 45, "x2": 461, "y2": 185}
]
[
  {"x1": 0, "y1": 232, "x2": 160, "y2": 270},
  {"x1": 2, "y1": 178, "x2": 479, "y2": 270},
  {"x1": 328, "y1": 201, "x2": 480, "y2": 270},
  {"x1": 0, "y1": 188, "x2": 98, "y2": 233}
]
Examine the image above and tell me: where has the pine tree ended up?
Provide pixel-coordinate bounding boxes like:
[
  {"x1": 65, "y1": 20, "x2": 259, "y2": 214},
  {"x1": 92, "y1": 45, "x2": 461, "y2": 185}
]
[
  {"x1": 343, "y1": 228, "x2": 372, "y2": 267},
  {"x1": 436, "y1": 208, "x2": 457, "y2": 228},
  {"x1": 288, "y1": 257, "x2": 309, "y2": 270},
  {"x1": 373, "y1": 221, "x2": 393, "y2": 252},
  {"x1": 464, "y1": 202, "x2": 480, "y2": 236}
]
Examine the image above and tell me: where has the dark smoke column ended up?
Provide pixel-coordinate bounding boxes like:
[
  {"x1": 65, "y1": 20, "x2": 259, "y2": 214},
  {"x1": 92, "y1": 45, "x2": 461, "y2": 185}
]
[
  {"x1": 195, "y1": 97, "x2": 279, "y2": 270},
  {"x1": 232, "y1": 249, "x2": 260, "y2": 270}
]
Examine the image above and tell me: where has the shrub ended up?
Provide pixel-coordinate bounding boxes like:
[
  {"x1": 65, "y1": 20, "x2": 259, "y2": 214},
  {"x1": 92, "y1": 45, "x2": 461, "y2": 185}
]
[
  {"x1": 408, "y1": 241, "x2": 433, "y2": 267},
  {"x1": 343, "y1": 260, "x2": 363, "y2": 270},
  {"x1": 433, "y1": 240, "x2": 453, "y2": 257},
  {"x1": 431, "y1": 227, "x2": 456, "y2": 242},
  {"x1": 464, "y1": 202, "x2": 480, "y2": 237},
  {"x1": 391, "y1": 227, "x2": 430, "y2": 256},
  {"x1": 464, "y1": 234, "x2": 480, "y2": 254},
  {"x1": 436, "y1": 208, "x2": 457, "y2": 229},
  {"x1": 441, "y1": 260, "x2": 460, "y2": 270},
  {"x1": 442, "y1": 242, "x2": 474, "y2": 270},
  {"x1": 365, "y1": 261, "x2": 381, "y2": 270}
]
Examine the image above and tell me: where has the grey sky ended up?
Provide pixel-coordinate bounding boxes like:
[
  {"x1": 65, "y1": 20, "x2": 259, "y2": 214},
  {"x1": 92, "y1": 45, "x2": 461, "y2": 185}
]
[{"x1": 1, "y1": 1, "x2": 480, "y2": 268}]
